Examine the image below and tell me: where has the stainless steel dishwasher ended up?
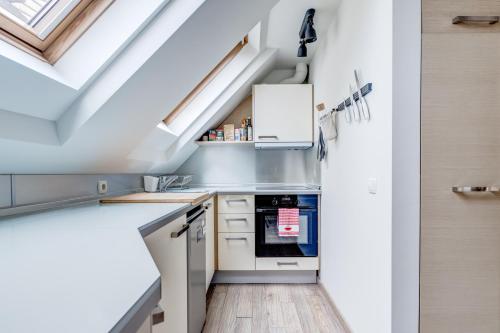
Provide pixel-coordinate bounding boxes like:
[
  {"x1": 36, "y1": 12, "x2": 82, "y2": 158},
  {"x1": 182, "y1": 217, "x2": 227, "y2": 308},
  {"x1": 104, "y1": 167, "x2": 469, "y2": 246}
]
[{"x1": 186, "y1": 206, "x2": 206, "y2": 333}]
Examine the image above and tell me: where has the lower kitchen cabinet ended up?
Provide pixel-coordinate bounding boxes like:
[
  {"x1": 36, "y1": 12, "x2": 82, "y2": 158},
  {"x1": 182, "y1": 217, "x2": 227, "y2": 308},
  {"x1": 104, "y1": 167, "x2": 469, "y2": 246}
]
[
  {"x1": 204, "y1": 198, "x2": 215, "y2": 291},
  {"x1": 218, "y1": 232, "x2": 255, "y2": 270},
  {"x1": 144, "y1": 215, "x2": 188, "y2": 333},
  {"x1": 256, "y1": 257, "x2": 319, "y2": 270}
]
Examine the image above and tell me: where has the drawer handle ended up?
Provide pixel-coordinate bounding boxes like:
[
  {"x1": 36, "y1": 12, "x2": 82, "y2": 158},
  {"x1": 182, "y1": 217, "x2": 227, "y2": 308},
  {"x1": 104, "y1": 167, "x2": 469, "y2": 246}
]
[
  {"x1": 224, "y1": 237, "x2": 248, "y2": 241},
  {"x1": 258, "y1": 135, "x2": 279, "y2": 139},
  {"x1": 452, "y1": 16, "x2": 500, "y2": 25},
  {"x1": 226, "y1": 199, "x2": 248, "y2": 203},
  {"x1": 171, "y1": 224, "x2": 189, "y2": 238},
  {"x1": 452, "y1": 186, "x2": 500, "y2": 194},
  {"x1": 277, "y1": 262, "x2": 299, "y2": 266},
  {"x1": 225, "y1": 218, "x2": 248, "y2": 222}
]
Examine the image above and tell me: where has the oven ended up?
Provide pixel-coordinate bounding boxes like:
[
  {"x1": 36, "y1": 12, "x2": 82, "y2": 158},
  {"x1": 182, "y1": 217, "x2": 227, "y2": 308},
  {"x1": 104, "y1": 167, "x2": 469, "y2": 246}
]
[{"x1": 255, "y1": 194, "x2": 318, "y2": 257}]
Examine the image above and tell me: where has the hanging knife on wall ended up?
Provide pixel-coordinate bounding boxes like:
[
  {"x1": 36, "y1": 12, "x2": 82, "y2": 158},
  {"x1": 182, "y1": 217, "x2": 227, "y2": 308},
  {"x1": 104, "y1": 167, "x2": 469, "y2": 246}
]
[{"x1": 354, "y1": 69, "x2": 370, "y2": 120}]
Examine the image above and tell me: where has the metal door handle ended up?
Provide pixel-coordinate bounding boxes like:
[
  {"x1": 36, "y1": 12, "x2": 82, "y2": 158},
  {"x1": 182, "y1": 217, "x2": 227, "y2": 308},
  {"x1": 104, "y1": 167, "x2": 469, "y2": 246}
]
[
  {"x1": 226, "y1": 199, "x2": 247, "y2": 203},
  {"x1": 452, "y1": 16, "x2": 500, "y2": 25},
  {"x1": 277, "y1": 262, "x2": 298, "y2": 266},
  {"x1": 224, "y1": 237, "x2": 248, "y2": 241},
  {"x1": 452, "y1": 186, "x2": 500, "y2": 194},
  {"x1": 258, "y1": 135, "x2": 279, "y2": 139},
  {"x1": 225, "y1": 218, "x2": 248, "y2": 222},
  {"x1": 171, "y1": 224, "x2": 189, "y2": 238}
]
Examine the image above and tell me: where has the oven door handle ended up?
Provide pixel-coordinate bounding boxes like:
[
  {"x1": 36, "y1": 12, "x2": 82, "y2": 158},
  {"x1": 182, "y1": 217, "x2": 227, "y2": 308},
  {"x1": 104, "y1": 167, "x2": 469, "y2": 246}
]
[
  {"x1": 256, "y1": 208, "x2": 316, "y2": 213},
  {"x1": 256, "y1": 208, "x2": 276, "y2": 213}
]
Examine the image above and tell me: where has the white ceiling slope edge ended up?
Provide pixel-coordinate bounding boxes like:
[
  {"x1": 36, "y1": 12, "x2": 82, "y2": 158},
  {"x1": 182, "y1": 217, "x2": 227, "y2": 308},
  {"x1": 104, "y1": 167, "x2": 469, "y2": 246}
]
[{"x1": 0, "y1": 0, "x2": 279, "y2": 173}]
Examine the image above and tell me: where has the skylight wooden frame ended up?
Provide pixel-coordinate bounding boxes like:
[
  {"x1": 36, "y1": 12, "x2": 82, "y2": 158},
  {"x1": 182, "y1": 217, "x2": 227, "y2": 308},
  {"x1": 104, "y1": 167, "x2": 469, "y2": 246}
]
[
  {"x1": 164, "y1": 36, "x2": 249, "y2": 125},
  {"x1": 0, "y1": 0, "x2": 114, "y2": 64}
]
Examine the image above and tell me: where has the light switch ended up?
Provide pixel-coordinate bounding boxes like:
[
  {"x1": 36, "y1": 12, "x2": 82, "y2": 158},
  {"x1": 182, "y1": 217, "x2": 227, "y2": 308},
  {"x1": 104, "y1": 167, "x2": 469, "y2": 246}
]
[{"x1": 368, "y1": 178, "x2": 377, "y2": 194}]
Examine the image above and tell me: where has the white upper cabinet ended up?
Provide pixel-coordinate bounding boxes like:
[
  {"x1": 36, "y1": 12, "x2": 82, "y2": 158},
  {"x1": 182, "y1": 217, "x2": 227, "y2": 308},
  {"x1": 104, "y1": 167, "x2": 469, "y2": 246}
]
[{"x1": 253, "y1": 84, "x2": 313, "y2": 149}]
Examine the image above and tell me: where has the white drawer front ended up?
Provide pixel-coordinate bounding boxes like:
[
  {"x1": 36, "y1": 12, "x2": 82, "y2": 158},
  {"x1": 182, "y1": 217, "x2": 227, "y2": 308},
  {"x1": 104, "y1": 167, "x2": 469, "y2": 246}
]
[
  {"x1": 218, "y1": 195, "x2": 255, "y2": 214},
  {"x1": 218, "y1": 213, "x2": 255, "y2": 233},
  {"x1": 218, "y1": 233, "x2": 255, "y2": 271},
  {"x1": 255, "y1": 257, "x2": 319, "y2": 271}
]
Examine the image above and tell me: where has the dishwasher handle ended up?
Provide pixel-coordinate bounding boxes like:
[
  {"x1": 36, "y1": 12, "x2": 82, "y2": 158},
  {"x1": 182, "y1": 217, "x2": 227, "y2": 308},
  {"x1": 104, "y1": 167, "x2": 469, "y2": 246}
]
[{"x1": 171, "y1": 224, "x2": 189, "y2": 238}]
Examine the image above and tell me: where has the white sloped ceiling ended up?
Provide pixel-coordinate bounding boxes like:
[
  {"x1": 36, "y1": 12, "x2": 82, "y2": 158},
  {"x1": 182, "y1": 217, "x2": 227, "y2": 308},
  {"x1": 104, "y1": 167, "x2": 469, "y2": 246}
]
[{"x1": 0, "y1": 0, "x2": 279, "y2": 173}]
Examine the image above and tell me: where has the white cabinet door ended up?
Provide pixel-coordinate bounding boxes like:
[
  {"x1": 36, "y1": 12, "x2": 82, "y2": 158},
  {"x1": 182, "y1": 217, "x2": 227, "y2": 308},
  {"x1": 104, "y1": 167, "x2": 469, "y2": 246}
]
[
  {"x1": 218, "y1": 232, "x2": 255, "y2": 270},
  {"x1": 253, "y1": 84, "x2": 313, "y2": 143},
  {"x1": 204, "y1": 198, "x2": 215, "y2": 291},
  {"x1": 144, "y1": 215, "x2": 188, "y2": 333}
]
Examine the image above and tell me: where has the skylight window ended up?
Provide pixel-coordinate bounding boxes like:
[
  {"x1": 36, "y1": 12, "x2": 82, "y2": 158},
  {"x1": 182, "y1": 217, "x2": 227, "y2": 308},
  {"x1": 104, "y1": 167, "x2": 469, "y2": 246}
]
[
  {"x1": 0, "y1": 0, "x2": 114, "y2": 63},
  {"x1": 164, "y1": 36, "x2": 249, "y2": 126},
  {"x1": 1, "y1": 0, "x2": 53, "y2": 25}
]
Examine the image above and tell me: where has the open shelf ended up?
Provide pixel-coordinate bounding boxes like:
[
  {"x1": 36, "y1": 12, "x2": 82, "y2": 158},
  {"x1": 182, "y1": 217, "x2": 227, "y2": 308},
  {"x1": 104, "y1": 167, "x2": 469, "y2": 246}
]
[{"x1": 196, "y1": 141, "x2": 254, "y2": 146}]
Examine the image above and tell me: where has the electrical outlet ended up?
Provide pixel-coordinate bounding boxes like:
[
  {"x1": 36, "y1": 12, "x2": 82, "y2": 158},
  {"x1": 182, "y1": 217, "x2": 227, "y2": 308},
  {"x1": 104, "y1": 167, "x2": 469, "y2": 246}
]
[{"x1": 98, "y1": 180, "x2": 108, "y2": 194}]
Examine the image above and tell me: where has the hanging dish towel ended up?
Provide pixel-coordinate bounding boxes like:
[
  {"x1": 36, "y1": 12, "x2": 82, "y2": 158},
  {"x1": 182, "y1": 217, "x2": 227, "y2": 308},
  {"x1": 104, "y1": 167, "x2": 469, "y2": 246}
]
[
  {"x1": 320, "y1": 111, "x2": 338, "y2": 141},
  {"x1": 278, "y1": 208, "x2": 300, "y2": 237}
]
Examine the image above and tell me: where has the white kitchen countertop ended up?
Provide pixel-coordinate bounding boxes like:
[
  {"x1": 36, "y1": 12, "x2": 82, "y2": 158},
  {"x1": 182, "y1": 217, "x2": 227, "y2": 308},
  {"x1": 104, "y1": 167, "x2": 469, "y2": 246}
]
[
  {"x1": 0, "y1": 184, "x2": 320, "y2": 333},
  {"x1": 0, "y1": 202, "x2": 191, "y2": 333}
]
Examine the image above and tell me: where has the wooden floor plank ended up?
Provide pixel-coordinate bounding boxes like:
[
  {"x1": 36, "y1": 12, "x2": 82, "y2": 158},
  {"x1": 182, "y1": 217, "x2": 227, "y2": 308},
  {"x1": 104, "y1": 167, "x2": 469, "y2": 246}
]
[
  {"x1": 236, "y1": 284, "x2": 253, "y2": 318},
  {"x1": 205, "y1": 283, "x2": 349, "y2": 333},
  {"x1": 252, "y1": 284, "x2": 271, "y2": 333},
  {"x1": 203, "y1": 290, "x2": 227, "y2": 333},
  {"x1": 281, "y1": 301, "x2": 303, "y2": 332},
  {"x1": 265, "y1": 285, "x2": 287, "y2": 328},
  {"x1": 289, "y1": 285, "x2": 321, "y2": 332},
  {"x1": 234, "y1": 317, "x2": 252, "y2": 333}
]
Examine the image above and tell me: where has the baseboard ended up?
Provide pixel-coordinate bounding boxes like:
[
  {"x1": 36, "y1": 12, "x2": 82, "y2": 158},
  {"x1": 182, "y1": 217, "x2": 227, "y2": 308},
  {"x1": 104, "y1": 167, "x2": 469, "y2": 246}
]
[
  {"x1": 213, "y1": 270, "x2": 317, "y2": 284},
  {"x1": 317, "y1": 279, "x2": 352, "y2": 333}
]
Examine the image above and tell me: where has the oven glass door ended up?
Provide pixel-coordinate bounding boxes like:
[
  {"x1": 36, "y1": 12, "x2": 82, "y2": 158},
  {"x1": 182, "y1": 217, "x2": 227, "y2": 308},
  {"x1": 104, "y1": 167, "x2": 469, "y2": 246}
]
[{"x1": 255, "y1": 208, "x2": 318, "y2": 257}]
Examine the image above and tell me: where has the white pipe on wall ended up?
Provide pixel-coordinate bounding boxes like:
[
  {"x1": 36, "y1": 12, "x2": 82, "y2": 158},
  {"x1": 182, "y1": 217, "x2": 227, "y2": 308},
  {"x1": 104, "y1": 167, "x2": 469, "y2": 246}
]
[{"x1": 280, "y1": 62, "x2": 308, "y2": 84}]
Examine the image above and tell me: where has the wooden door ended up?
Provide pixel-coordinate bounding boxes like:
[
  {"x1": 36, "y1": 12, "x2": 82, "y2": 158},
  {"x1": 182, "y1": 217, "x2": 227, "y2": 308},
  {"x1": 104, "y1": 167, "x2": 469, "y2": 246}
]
[{"x1": 421, "y1": 32, "x2": 500, "y2": 332}]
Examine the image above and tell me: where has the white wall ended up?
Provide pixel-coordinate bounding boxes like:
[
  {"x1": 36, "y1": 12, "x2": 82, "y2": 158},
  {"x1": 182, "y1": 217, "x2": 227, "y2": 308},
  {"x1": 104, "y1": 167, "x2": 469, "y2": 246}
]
[{"x1": 309, "y1": 0, "x2": 393, "y2": 332}]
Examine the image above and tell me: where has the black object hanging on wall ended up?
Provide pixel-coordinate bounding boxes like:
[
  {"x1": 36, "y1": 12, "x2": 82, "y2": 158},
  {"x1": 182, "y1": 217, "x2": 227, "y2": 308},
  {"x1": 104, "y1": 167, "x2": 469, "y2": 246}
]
[{"x1": 297, "y1": 8, "x2": 317, "y2": 57}]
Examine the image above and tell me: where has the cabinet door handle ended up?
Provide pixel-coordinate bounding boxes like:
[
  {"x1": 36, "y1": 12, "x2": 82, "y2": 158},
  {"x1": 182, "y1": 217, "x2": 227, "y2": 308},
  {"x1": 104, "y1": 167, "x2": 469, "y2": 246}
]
[
  {"x1": 258, "y1": 135, "x2": 279, "y2": 139},
  {"x1": 224, "y1": 237, "x2": 248, "y2": 241},
  {"x1": 277, "y1": 262, "x2": 299, "y2": 266},
  {"x1": 225, "y1": 218, "x2": 248, "y2": 222},
  {"x1": 452, "y1": 186, "x2": 500, "y2": 194},
  {"x1": 171, "y1": 224, "x2": 189, "y2": 238},
  {"x1": 452, "y1": 16, "x2": 500, "y2": 25},
  {"x1": 226, "y1": 199, "x2": 247, "y2": 203}
]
